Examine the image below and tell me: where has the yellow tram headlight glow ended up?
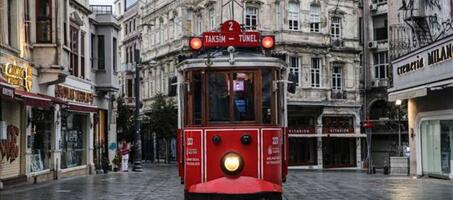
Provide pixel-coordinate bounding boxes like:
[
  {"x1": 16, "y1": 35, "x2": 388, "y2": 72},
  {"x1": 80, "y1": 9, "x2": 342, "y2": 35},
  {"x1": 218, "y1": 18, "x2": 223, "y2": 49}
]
[{"x1": 221, "y1": 152, "x2": 244, "y2": 175}]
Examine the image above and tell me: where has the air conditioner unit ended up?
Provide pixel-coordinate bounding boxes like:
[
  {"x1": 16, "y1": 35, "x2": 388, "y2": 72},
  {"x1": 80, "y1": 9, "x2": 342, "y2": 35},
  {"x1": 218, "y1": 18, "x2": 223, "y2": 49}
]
[
  {"x1": 370, "y1": 3, "x2": 378, "y2": 11},
  {"x1": 368, "y1": 41, "x2": 378, "y2": 49}
]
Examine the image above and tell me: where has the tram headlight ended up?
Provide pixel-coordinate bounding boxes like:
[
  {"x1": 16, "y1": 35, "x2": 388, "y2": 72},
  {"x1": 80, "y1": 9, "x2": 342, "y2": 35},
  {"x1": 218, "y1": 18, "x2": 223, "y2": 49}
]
[{"x1": 221, "y1": 152, "x2": 244, "y2": 176}]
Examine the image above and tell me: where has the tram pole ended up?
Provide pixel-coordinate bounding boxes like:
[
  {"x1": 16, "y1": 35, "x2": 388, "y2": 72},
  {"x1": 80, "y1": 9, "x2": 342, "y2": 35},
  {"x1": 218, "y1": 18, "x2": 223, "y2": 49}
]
[{"x1": 133, "y1": 49, "x2": 143, "y2": 172}]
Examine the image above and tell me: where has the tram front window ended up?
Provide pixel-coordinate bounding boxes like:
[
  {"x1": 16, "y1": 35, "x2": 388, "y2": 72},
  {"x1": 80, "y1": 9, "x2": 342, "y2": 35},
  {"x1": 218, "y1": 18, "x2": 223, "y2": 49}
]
[
  {"x1": 233, "y1": 72, "x2": 255, "y2": 121},
  {"x1": 208, "y1": 72, "x2": 230, "y2": 121}
]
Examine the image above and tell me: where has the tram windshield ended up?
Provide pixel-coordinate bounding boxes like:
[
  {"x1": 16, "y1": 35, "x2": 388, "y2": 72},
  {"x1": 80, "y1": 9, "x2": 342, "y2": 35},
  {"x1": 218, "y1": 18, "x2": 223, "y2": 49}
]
[{"x1": 185, "y1": 69, "x2": 279, "y2": 126}]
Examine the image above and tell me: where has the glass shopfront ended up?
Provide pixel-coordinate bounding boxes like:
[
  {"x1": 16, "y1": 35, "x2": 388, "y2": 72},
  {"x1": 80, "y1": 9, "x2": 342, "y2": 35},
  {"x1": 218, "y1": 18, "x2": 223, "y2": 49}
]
[
  {"x1": 289, "y1": 138, "x2": 318, "y2": 166},
  {"x1": 29, "y1": 109, "x2": 53, "y2": 172},
  {"x1": 421, "y1": 120, "x2": 453, "y2": 177},
  {"x1": 61, "y1": 112, "x2": 87, "y2": 169}
]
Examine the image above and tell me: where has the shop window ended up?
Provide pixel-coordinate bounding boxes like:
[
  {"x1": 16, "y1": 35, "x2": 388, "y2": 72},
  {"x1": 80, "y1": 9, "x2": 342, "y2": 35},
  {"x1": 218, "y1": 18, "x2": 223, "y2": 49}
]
[
  {"x1": 374, "y1": 51, "x2": 388, "y2": 79},
  {"x1": 245, "y1": 6, "x2": 258, "y2": 30},
  {"x1": 288, "y1": 116, "x2": 315, "y2": 134},
  {"x1": 30, "y1": 109, "x2": 53, "y2": 172},
  {"x1": 36, "y1": 0, "x2": 52, "y2": 43},
  {"x1": 310, "y1": 5, "x2": 320, "y2": 32},
  {"x1": 61, "y1": 112, "x2": 87, "y2": 169},
  {"x1": 311, "y1": 58, "x2": 321, "y2": 88},
  {"x1": 421, "y1": 120, "x2": 453, "y2": 176},
  {"x1": 289, "y1": 138, "x2": 318, "y2": 166},
  {"x1": 323, "y1": 138, "x2": 357, "y2": 168},
  {"x1": 288, "y1": 2, "x2": 299, "y2": 31}
]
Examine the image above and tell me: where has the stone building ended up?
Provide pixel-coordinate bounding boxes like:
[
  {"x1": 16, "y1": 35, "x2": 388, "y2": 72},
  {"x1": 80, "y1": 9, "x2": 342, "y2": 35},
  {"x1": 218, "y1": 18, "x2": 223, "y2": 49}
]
[
  {"x1": 0, "y1": 0, "x2": 118, "y2": 189},
  {"x1": 139, "y1": 0, "x2": 363, "y2": 169}
]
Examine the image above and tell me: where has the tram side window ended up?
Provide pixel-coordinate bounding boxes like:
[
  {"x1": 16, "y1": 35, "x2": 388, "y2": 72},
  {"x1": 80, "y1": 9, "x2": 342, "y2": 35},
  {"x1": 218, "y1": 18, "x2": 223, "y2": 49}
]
[
  {"x1": 193, "y1": 73, "x2": 203, "y2": 125},
  {"x1": 233, "y1": 72, "x2": 255, "y2": 121},
  {"x1": 262, "y1": 70, "x2": 272, "y2": 124},
  {"x1": 208, "y1": 72, "x2": 230, "y2": 121}
]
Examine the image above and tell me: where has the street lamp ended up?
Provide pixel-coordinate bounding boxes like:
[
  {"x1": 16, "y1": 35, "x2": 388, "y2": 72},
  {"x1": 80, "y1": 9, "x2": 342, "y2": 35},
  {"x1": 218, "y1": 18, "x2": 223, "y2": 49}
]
[
  {"x1": 133, "y1": 49, "x2": 143, "y2": 172},
  {"x1": 395, "y1": 99, "x2": 402, "y2": 156}
]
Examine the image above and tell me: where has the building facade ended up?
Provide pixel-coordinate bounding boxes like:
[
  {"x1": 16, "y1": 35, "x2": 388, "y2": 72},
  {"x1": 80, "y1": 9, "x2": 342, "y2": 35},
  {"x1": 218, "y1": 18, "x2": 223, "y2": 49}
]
[
  {"x1": 139, "y1": 0, "x2": 363, "y2": 169},
  {"x1": 0, "y1": 0, "x2": 119, "y2": 189},
  {"x1": 388, "y1": 0, "x2": 453, "y2": 178},
  {"x1": 361, "y1": 0, "x2": 409, "y2": 170}
]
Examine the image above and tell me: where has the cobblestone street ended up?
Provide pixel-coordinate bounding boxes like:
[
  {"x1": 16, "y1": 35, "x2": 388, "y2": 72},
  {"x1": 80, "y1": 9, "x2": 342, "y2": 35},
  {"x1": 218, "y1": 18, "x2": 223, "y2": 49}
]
[{"x1": 1, "y1": 164, "x2": 452, "y2": 200}]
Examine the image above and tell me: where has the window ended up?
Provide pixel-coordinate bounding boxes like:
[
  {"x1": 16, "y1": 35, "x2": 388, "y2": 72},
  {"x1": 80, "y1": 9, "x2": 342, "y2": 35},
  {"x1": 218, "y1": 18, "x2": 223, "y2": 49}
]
[
  {"x1": 70, "y1": 26, "x2": 79, "y2": 77},
  {"x1": 331, "y1": 17, "x2": 341, "y2": 39},
  {"x1": 125, "y1": 23, "x2": 128, "y2": 35},
  {"x1": 262, "y1": 70, "x2": 273, "y2": 124},
  {"x1": 233, "y1": 72, "x2": 255, "y2": 121},
  {"x1": 63, "y1": 0, "x2": 68, "y2": 46},
  {"x1": 24, "y1": 0, "x2": 31, "y2": 44},
  {"x1": 127, "y1": 79, "x2": 133, "y2": 97},
  {"x1": 374, "y1": 51, "x2": 388, "y2": 79},
  {"x1": 80, "y1": 32, "x2": 85, "y2": 78},
  {"x1": 372, "y1": 0, "x2": 387, "y2": 4},
  {"x1": 310, "y1": 5, "x2": 321, "y2": 32},
  {"x1": 113, "y1": 38, "x2": 117, "y2": 72},
  {"x1": 36, "y1": 0, "x2": 52, "y2": 43},
  {"x1": 7, "y1": 0, "x2": 15, "y2": 46},
  {"x1": 209, "y1": 9, "x2": 216, "y2": 30},
  {"x1": 311, "y1": 58, "x2": 321, "y2": 87},
  {"x1": 373, "y1": 14, "x2": 388, "y2": 41},
  {"x1": 245, "y1": 6, "x2": 257, "y2": 30},
  {"x1": 289, "y1": 56, "x2": 300, "y2": 86},
  {"x1": 98, "y1": 35, "x2": 105, "y2": 70},
  {"x1": 288, "y1": 3, "x2": 299, "y2": 30},
  {"x1": 197, "y1": 15, "x2": 202, "y2": 35},
  {"x1": 332, "y1": 63, "x2": 342, "y2": 90},
  {"x1": 91, "y1": 34, "x2": 95, "y2": 68}
]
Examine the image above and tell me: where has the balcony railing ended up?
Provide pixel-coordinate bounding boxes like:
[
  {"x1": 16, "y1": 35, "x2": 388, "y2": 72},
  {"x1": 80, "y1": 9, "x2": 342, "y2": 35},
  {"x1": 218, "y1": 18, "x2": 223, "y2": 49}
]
[
  {"x1": 90, "y1": 5, "x2": 113, "y2": 15},
  {"x1": 331, "y1": 90, "x2": 346, "y2": 99}
]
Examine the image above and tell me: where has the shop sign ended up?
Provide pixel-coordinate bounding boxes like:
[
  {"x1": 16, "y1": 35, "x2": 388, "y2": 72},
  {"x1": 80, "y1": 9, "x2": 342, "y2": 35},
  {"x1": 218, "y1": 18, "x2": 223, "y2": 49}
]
[
  {"x1": 323, "y1": 127, "x2": 354, "y2": 134},
  {"x1": 0, "y1": 125, "x2": 20, "y2": 163},
  {"x1": 288, "y1": 128, "x2": 315, "y2": 134},
  {"x1": 392, "y1": 36, "x2": 453, "y2": 92},
  {"x1": 0, "y1": 63, "x2": 33, "y2": 92},
  {"x1": 55, "y1": 85, "x2": 93, "y2": 104}
]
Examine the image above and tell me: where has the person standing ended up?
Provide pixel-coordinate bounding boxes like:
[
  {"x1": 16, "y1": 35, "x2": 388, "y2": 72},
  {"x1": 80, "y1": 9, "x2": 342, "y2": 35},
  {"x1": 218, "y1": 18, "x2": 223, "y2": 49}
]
[{"x1": 120, "y1": 139, "x2": 131, "y2": 172}]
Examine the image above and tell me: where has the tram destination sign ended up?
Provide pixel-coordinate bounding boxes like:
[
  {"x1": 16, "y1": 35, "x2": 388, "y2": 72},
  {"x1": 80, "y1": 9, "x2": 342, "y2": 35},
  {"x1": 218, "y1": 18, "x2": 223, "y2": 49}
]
[{"x1": 202, "y1": 20, "x2": 261, "y2": 48}]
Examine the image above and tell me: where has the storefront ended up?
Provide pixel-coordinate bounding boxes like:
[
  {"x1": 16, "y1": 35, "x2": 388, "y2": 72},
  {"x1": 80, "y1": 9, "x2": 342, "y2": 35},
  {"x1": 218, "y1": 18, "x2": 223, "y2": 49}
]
[
  {"x1": 389, "y1": 35, "x2": 453, "y2": 179},
  {"x1": 55, "y1": 84, "x2": 96, "y2": 176},
  {"x1": 322, "y1": 116, "x2": 357, "y2": 168}
]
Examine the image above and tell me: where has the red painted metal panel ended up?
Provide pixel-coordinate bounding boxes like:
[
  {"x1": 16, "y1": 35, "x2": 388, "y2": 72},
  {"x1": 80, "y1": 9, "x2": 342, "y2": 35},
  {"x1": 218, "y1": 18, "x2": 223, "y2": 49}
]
[
  {"x1": 177, "y1": 129, "x2": 183, "y2": 181},
  {"x1": 205, "y1": 129, "x2": 259, "y2": 182},
  {"x1": 184, "y1": 130, "x2": 203, "y2": 190},
  {"x1": 262, "y1": 129, "x2": 282, "y2": 185}
]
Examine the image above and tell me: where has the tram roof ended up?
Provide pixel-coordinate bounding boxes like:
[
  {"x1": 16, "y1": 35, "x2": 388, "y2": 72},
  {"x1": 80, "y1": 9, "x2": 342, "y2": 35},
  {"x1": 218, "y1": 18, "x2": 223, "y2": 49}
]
[{"x1": 177, "y1": 49, "x2": 287, "y2": 71}]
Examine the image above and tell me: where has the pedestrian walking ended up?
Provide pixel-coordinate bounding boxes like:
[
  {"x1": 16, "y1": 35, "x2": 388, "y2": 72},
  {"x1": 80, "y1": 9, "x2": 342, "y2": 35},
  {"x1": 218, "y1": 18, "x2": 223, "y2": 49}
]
[{"x1": 120, "y1": 139, "x2": 131, "y2": 172}]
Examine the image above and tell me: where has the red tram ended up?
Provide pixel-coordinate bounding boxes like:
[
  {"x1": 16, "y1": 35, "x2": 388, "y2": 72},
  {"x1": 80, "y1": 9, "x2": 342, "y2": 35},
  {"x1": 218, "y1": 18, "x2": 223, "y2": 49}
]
[{"x1": 172, "y1": 20, "x2": 293, "y2": 199}]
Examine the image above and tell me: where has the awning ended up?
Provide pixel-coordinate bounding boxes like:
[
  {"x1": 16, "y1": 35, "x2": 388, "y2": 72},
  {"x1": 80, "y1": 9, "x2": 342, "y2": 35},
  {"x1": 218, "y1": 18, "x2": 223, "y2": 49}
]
[
  {"x1": 67, "y1": 102, "x2": 98, "y2": 113},
  {"x1": 15, "y1": 90, "x2": 53, "y2": 108}
]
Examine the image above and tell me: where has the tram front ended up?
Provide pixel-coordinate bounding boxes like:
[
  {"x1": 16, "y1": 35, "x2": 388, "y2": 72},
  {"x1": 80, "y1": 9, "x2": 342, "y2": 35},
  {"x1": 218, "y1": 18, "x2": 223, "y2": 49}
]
[{"x1": 173, "y1": 20, "x2": 292, "y2": 200}]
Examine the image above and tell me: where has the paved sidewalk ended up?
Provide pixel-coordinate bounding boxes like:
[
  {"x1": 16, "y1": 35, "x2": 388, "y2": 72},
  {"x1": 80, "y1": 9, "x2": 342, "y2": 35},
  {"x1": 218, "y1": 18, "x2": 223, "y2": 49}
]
[{"x1": 1, "y1": 164, "x2": 452, "y2": 200}]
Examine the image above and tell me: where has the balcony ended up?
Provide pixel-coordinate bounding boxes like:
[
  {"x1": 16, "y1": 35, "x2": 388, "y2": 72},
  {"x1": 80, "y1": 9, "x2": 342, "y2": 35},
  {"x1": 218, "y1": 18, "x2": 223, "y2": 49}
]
[{"x1": 331, "y1": 90, "x2": 346, "y2": 100}]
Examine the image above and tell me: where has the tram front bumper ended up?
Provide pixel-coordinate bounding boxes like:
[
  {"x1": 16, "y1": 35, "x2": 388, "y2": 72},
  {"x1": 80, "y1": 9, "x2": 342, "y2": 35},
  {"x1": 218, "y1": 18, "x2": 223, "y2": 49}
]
[{"x1": 188, "y1": 176, "x2": 282, "y2": 195}]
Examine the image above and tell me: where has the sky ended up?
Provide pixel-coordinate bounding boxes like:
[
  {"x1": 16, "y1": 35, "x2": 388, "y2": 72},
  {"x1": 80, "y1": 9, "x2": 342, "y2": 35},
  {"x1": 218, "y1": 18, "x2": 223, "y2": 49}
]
[{"x1": 90, "y1": 0, "x2": 115, "y2": 5}]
